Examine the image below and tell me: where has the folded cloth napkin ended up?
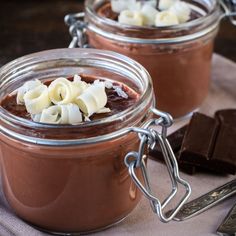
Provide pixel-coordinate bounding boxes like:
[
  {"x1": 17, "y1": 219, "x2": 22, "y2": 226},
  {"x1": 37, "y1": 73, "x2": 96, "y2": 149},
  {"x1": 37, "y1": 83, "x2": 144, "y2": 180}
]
[{"x1": 0, "y1": 54, "x2": 236, "y2": 236}]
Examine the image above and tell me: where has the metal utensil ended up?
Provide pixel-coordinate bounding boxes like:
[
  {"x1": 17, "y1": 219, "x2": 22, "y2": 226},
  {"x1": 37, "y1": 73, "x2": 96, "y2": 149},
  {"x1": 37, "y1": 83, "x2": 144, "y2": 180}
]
[
  {"x1": 168, "y1": 179, "x2": 236, "y2": 221},
  {"x1": 217, "y1": 202, "x2": 236, "y2": 236}
]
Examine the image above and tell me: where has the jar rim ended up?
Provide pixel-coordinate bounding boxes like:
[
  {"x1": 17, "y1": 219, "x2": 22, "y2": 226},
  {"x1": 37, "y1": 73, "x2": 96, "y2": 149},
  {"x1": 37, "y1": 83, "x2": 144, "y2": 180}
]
[
  {"x1": 85, "y1": 0, "x2": 222, "y2": 43},
  {"x1": 0, "y1": 48, "x2": 154, "y2": 145}
]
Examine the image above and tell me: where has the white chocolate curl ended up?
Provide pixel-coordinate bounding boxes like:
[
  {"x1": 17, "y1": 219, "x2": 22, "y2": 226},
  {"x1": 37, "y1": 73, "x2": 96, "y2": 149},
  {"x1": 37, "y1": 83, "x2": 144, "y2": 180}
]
[
  {"x1": 36, "y1": 104, "x2": 82, "y2": 125},
  {"x1": 23, "y1": 85, "x2": 51, "y2": 115},
  {"x1": 143, "y1": 0, "x2": 157, "y2": 8},
  {"x1": 158, "y1": 0, "x2": 179, "y2": 10},
  {"x1": 118, "y1": 10, "x2": 143, "y2": 26},
  {"x1": 48, "y1": 77, "x2": 84, "y2": 105},
  {"x1": 141, "y1": 3, "x2": 159, "y2": 26},
  {"x1": 111, "y1": 0, "x2": 130, "y2": 13},
  {"x1": 75, "y1": 82, "x2": 107, "y2": 117},
  {"x1": 96, "y1": 107, "x2": 111, "y2": 114},
  {"x1": 73, "y1": 74, "x2": 90, "y2": 92},
  {"x1": 17, "y1": 80, "x2": 42, "y2": 105},
  {"x1": 111, "y1": 0, "x2": 140, "y2": 13},
  {"x1": 155, "y1": 10, "x2": 179, "y2": 26},
  {"x1": 169, "y1": 1, "x2": 191, "y2": 23}
]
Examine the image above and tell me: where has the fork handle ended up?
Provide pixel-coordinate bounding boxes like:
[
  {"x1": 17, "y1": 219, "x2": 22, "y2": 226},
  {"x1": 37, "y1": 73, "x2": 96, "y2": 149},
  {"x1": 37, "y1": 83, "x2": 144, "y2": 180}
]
[{"x1": 172, "y1": 179, "x2": 236, "y2": 221}]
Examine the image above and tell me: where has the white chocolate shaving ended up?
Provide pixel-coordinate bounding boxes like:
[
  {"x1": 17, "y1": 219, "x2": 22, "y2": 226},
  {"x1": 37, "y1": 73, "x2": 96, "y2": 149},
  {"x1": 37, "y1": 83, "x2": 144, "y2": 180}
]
[
  {"x1": 84, "y1": 115, "x2": 91, "y2": 122},
  {"x1": 127, "y1": 1, "x2": 141, "y2": 11},
  {"x1": 23, "y1": 85, "x2": 51, "y2": 115},
  {"x1": 169, "y1": 1, "x2": 191, "y2": 23},
  {"x1": 158, "y1": 0, "x2": 179, "y2": 10},
  {"x1": 66, "y1": 103, "x2": 83, "y2": 124},
  {"x1": 93, "y1": 80, "x2": 105, "y2": 86},
  {"x1": 73, "y1": 80, "x2": 90, "y2": 95},
  {"x1": 38, "y1": 106, "x2": 61, "y2": 124},
  {"x1": 73, "y1": 74, "x2": 82, "y2": 82},
  {"x1": 111, "y1": 0, "x2": 130, "y2": 13},
  {"x1": 31, "y1": 113, "x2": 41, "y2": 122},
  {"x1": 75, "y1": 83, "x2": 107, "y2": 117},
  {"x1": 113, "y1": 86, "x2": 129, "y2": 99},
  {"x1": 141, "y1": 4, "x2": 159, "y2": 26},
  {"x1": 143, "y1": 0, "x2": 157, "y2": 8},
  {"x1": 104, "y1": 81, "x2": 113, "y2": 89},
  {"x1": 155, "y1": 10, "x2": 179, "y2": 26},
  {"x1": 17, "y1": 80, "x2": 42, "y2": 105},
  {"x1": 48, "y1": 77, "x2": 80, "y2": 105},
  {"x1": 73, "y1": 74, "x2": 90, "y2": 93},
  {"x1": 96, "y1": 107, "x2": 111, "y2": 114},
  {"x1": 118, "y1": 10, "x2": 143, "y2": 26},
  {"x1": 37, "y1": 104, "x2": 82, "y2": 125}
]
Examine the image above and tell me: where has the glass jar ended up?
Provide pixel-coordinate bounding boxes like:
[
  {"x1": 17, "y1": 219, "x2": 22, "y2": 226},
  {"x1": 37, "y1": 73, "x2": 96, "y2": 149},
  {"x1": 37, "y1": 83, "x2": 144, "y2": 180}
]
[
  {"x1": 0, "y1": 48, "x2": 190, "y2": 234},
  {"x1": 65, "y1": 0, "x2": 234, "y2": 118}
]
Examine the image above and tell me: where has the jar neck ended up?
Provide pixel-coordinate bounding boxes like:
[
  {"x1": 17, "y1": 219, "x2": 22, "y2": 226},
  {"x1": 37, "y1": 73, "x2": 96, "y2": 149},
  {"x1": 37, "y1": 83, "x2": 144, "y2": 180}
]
[
  {"x1": 85, "y1": 0, "x2": 222, "y2": 44},
  {"x1": 0, "y1": 48, "x2": 154, "y2": 143}
]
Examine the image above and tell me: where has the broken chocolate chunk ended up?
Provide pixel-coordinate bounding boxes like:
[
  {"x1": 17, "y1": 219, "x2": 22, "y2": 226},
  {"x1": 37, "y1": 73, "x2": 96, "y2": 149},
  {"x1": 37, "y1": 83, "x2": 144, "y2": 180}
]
[
  {"x1": 179, "y1": 113, "x2": 219, "y2": 165},
  {"x1": 215, "y1": 109, "x2": 236, "y2": 126},
  {"x1": 211, "y1": 110, "x2": 236, "y2": 174},
  {"x1": 179, "y1": 111, "x2": 236, "y2": 175}
]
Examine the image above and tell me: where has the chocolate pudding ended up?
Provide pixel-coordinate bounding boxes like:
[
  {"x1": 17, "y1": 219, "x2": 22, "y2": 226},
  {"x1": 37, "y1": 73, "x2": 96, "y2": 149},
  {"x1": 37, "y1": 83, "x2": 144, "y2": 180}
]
[
  {"x1": 0, "y1": 49, "x2": 154, "y2": 233},
  {"x1": 83, "y1": 0, "x2": 220, "y2": 118},
  {"x1": 0, "y1": 75, "x2": 143, "y2": 232}
]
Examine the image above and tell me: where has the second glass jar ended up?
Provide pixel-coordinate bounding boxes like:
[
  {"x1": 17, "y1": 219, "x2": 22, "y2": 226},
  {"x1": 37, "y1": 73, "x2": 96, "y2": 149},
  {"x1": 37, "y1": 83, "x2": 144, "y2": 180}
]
[{"x1": 77, "y1": 0, "x2": 222, "y2": 118}]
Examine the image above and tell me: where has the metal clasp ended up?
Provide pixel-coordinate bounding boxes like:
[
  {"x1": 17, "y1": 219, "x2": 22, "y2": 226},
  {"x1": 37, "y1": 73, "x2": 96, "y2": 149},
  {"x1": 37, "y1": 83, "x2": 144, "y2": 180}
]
[
  {"x1": 125, "y1": 108, "x2": 191, "y2": 223},
  {"x1": 220, "y1": 0, "x2": 236, "y2": 25},
  {"x1": 64, "y1": 12, "x2": 88, "y2": 48}
]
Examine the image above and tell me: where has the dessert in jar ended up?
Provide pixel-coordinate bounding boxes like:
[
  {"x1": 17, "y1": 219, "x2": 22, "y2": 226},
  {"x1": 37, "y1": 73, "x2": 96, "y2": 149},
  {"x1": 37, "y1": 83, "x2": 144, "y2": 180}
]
[
  {"x1": 0, "y1": 49, "x2": 191, "y2": 234},
  {"x1": 66, "y1": 0, "x2": 225, "y2": 118}
]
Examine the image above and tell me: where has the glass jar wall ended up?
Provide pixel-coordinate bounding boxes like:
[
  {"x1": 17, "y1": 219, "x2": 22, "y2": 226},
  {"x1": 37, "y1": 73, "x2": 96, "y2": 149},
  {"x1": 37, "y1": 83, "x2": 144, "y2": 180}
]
[{"x1": 0, "y1": 48, "x2": 153, "y2": 234}]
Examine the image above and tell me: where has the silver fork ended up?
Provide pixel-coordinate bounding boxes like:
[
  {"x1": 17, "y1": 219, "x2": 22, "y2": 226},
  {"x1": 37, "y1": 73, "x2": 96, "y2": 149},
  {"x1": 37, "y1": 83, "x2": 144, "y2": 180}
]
[{"x1": 167, "y1": 179, "x2": 236, "y2": 221}]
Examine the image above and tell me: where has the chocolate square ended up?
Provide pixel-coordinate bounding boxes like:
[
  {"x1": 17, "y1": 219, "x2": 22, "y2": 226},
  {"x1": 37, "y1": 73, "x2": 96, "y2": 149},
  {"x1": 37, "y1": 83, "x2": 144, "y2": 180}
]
[{"x1": 179, "y1": 113, "x2": 219, "y2": 165}]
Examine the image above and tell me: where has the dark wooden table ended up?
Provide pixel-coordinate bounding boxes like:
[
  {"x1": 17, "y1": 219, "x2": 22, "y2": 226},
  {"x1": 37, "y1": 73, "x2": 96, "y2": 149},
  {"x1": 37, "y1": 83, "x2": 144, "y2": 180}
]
[{"x1": 0, "y1": 0, "x2": 236, "y2": 67}]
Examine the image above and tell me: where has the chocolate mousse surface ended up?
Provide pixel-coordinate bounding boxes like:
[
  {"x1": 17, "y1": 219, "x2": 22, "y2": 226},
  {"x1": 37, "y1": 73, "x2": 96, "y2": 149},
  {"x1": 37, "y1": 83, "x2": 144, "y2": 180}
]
[{"x1": 1, "y1": 74, "x2": 139, "y2": 122}]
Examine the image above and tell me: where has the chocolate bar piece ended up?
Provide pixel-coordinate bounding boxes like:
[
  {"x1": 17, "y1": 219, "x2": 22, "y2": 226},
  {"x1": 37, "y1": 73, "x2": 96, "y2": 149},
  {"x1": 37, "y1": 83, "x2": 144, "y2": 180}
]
[
  {"x1": 211, "y1": 125, "x2": 236, "y2": 174},
  {"x1": 179, "y1": 110, "x2": 236, "y2": 175},
  {"x1": 212, "y1": 109, "x2": 236, "y2": 174},
  {"x1": 215, "y1": 109, "x2": 236, "y2": 126},
  {"x1": 179, "y1": 113, "x2": 219, "y2": 166}
]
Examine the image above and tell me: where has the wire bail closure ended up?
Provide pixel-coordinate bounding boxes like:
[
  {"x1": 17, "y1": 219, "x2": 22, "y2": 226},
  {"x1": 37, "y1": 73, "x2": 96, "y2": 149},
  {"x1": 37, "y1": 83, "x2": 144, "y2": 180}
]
[
  {"x1": 220, "y1": 0, "x2": 236, "y2": 26},
  {"x1": 64, "y1": 12, "x2": 88, "y2": 48},
  {"x1": 124, "y1": 108, "x2": 191, "y2": 223}
]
